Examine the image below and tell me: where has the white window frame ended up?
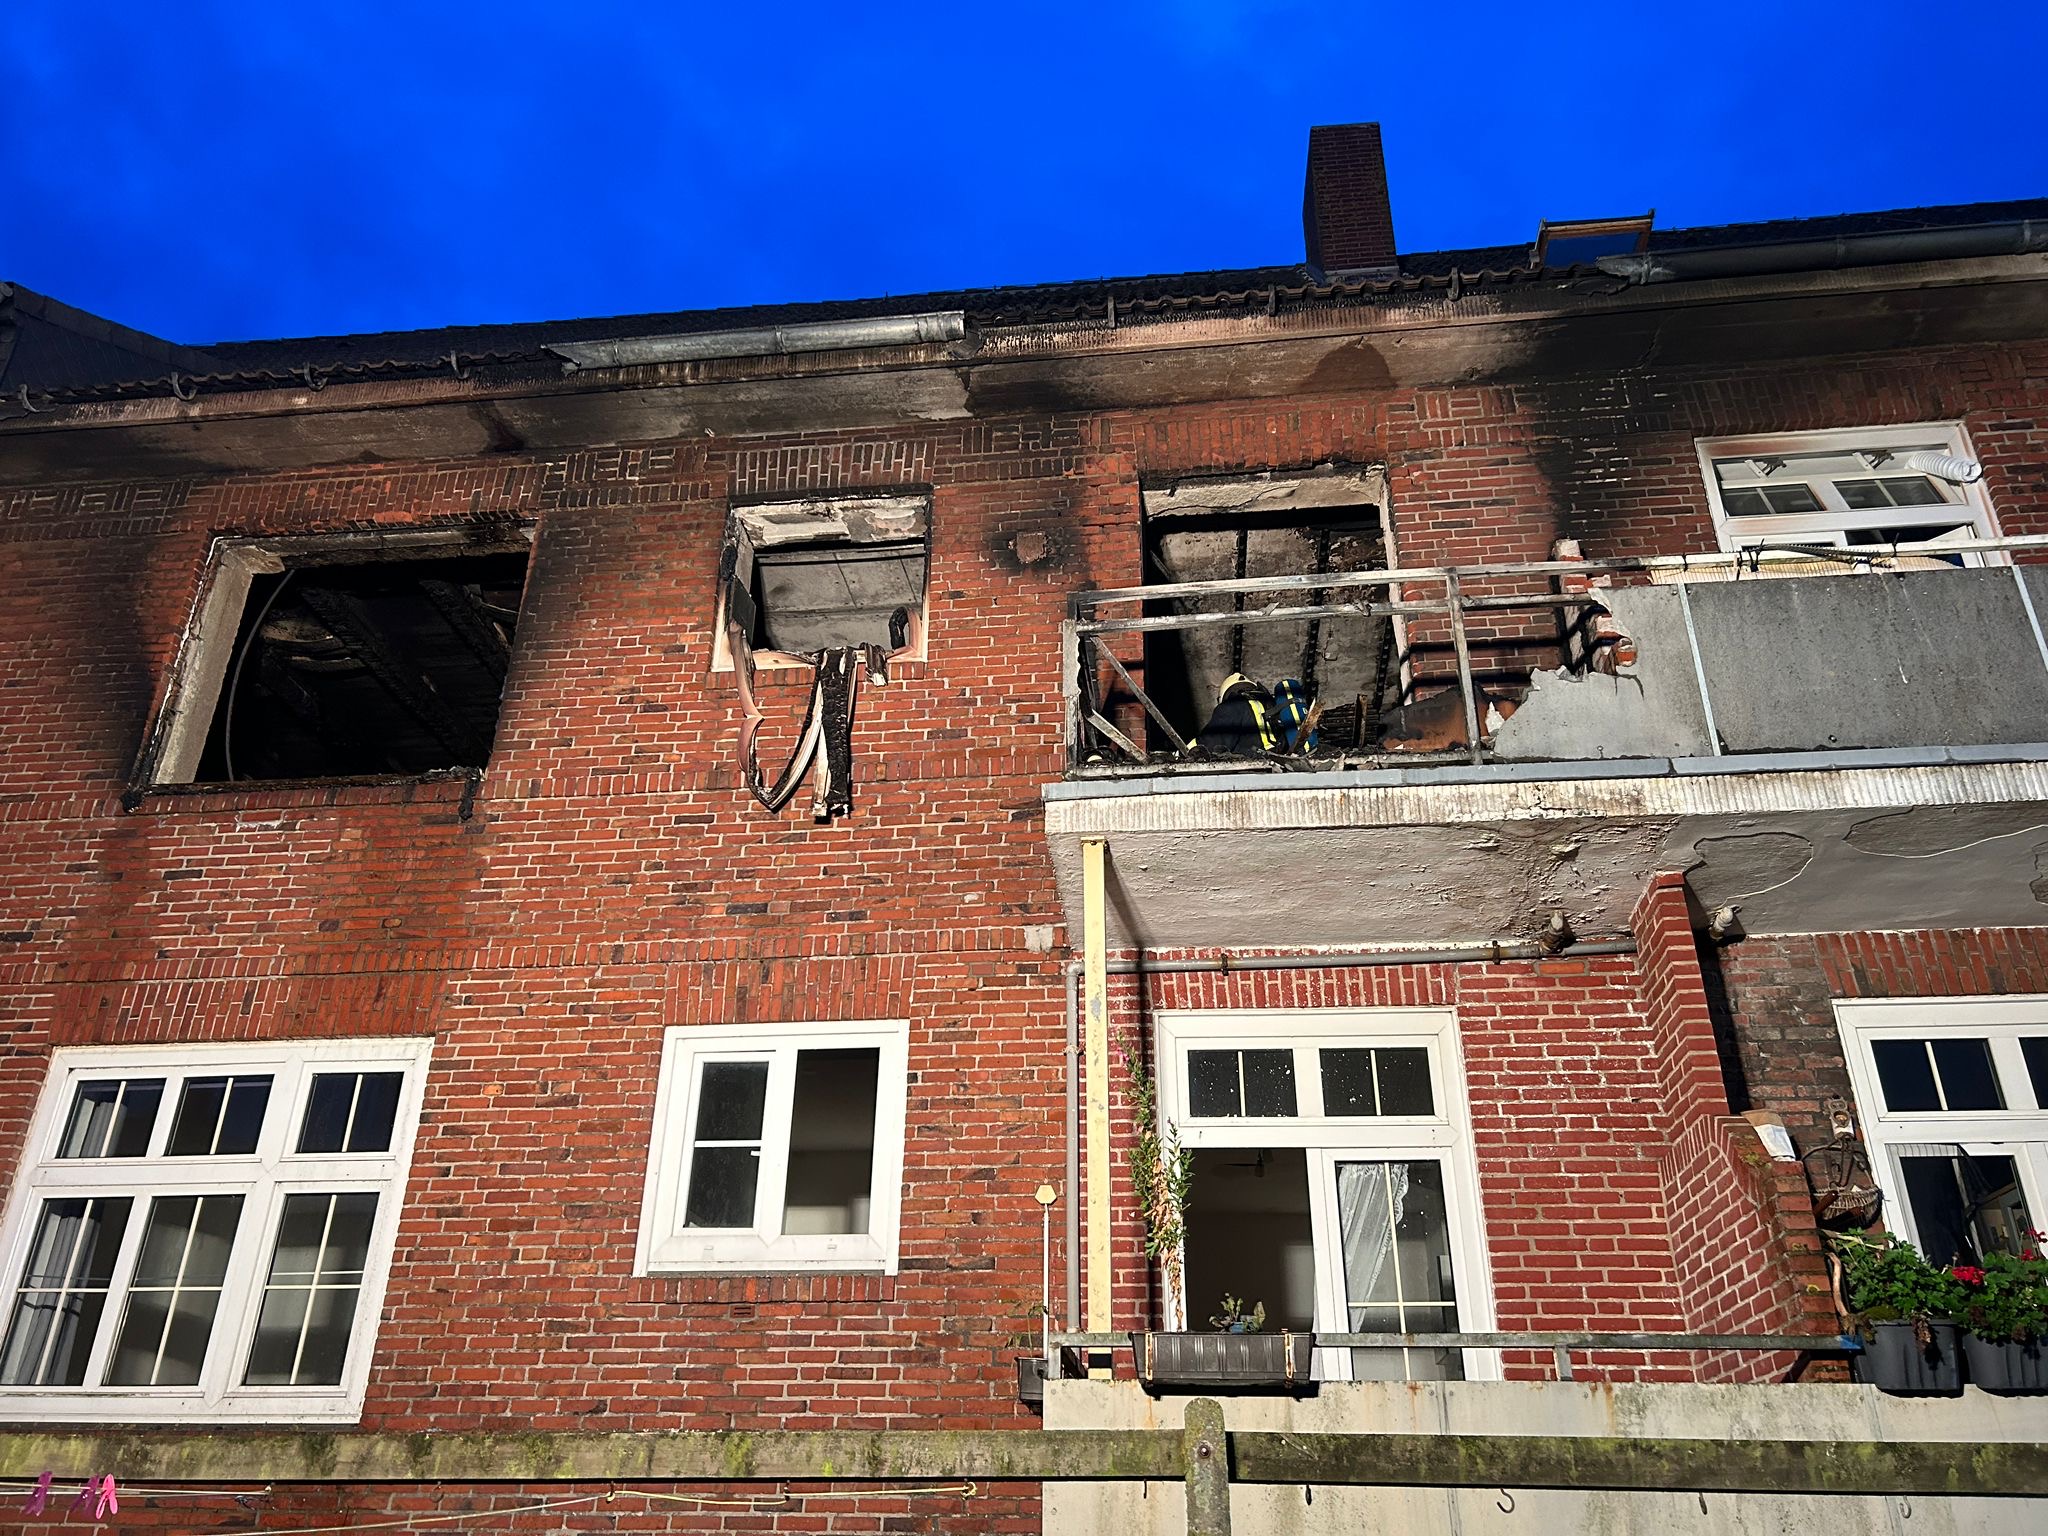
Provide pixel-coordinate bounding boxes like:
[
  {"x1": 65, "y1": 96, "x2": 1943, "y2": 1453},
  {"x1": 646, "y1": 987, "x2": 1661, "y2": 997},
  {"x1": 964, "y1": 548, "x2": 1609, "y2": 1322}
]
[
  {"x1": 1836, "y1": 996, "x2": 2048, "y2": 1258},
  {"x1": 1695, "y1": 423, "x2": 2000, "y2": 561},
  {"x1": 0, "y1": 1038, "x2": 432, "y2": 1424},
  {"x1": 1154, "y1": 1008, "x2": 1497, "y2": 1380},
  {"x1": 636, "y1": 1020, "x2": 909, "y2": 1273}
]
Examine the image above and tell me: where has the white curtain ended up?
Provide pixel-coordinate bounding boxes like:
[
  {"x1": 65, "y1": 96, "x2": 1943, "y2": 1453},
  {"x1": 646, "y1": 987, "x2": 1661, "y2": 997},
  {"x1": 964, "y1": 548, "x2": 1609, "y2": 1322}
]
[{"x1": 1336, "y1": 1160, "x2": 1408, "y2": 1319}]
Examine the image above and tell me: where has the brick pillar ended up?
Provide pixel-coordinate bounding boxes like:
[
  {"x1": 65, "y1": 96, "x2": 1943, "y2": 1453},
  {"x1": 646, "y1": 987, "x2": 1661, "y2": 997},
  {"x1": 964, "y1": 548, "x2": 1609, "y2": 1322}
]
[{"x1": 1303, "y1": 123, "x2": 1398, "y2": 275}]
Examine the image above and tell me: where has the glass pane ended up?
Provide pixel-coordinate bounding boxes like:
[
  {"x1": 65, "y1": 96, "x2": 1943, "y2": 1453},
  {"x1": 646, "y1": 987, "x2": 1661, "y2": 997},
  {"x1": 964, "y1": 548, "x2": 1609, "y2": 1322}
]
[
  {"x1": 1761, "y1": 484, "x2": 1823, "y2": 514},
  {"x1": 1375, "y1": 1049, "x2": 1435, "y2": 1116},
  {"x1": 75, "y1": 1197, "x2": 130, "y2": 1286},
  {"x1": 21, "y1": 1200, "x2": 92, "y2": 1288},
  {"x1": 1187, "y1": 1051, "x2": 1241, "y2": 1117},
  {"x1": 1241, "y1": 1050, "x2": 1297, "y2": 1117},
  {"x1": 154, "y1": 1290, "x2": 225, "y2": 1386},
  {"x1": 293, "y1": 1284, "x2": 361, "y2": 1386},
  {"x1": 39, "y1": 1294, "x2": 106, "y2": 1387},
  {"x1": 106, "y1": 1290, "x2": 171, "y2": 1385},
  {"x1": 782, "y1": 1048, "x2": 879, "y2": 1237},
  {"x1": 1873, "y1": 1040, "x2": 1940, "y2": 1112},
  {"x1": 320, "y1": 1193, "x2": 378, "y2": 1280},
  {"x1": 1887, "y1": 476, "x2": 1945, "y2": 507},
  {"x1": 167, "y1": 1078, "x2": 227, "y2": 1155},
  {"x1": 132, "y1": 1196, "x2": 200, "y2": 1285},
  {"x1": 1900, "y1": 1156, "x2": 1971, "y2": 1266},
  {"x1": 345, "y1": 1073, "x2": 402, "y2": 1153},
  {"x1": 267, "y1": 1194, "x2": 335, "y2": 1283},
  {"x1": 1320, "y1": 1050, "x2": 1376, "y2": 1116},
  {"x1": 0, "y1": 1296, "x2": 56, "y2": 1385},
  {"x1": 59, "y1": 1079, "x2": 162, "y2": 1159},
  {"x1": 1837, "y1": 478, "x2": 1887, "y2": 510},
  {"x1": 297, "y1": 1075, "x2": 356, "y2": 1154},
  {"x1": 219, "y1": 1078, "x2": 272, "y2": 1155},
  {"x1": 243, "y1": 1285, "x2": 310, "y2": 1385},
  {"x1": 684, "y1": 1147, "x2": 760, "y2": 1228},
  {"x1": 1393, "y1": 1162, "x2": 1456, "y2": 1305},
  {"x1": 1931, "y1": 1038, "x2": 2003, "y2": 1112},
  {"x1": 693, "y1": 1061, "x2": 769, "y2": 1142},
  {"x1": 2022, "y1": 1037, "x2": 2048, "y2": 1107},
  {"x1": 1721, "y1": 487, "x2": 1768, "y2": 518},
  {"x1": 1336, "y1": 1163, "x2": 1405, "y2": 1306}
]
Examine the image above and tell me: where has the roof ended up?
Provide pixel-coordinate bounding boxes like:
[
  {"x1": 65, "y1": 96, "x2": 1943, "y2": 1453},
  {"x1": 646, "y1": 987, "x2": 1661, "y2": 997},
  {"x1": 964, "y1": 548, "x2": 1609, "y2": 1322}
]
[{"x1": 5, "y1": 198, "x2": 2044, "y2": 405}]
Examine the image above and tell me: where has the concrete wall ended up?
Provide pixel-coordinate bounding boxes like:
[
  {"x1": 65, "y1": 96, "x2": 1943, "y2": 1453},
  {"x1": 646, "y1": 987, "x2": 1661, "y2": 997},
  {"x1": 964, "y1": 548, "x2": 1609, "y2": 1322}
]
[
  {"x1": 1045, "y1": 1379, "x2": 2047, "y2": 1535},
  {"x1": 1496, "y1": 568, "x2": 2048, "y2": 762}
]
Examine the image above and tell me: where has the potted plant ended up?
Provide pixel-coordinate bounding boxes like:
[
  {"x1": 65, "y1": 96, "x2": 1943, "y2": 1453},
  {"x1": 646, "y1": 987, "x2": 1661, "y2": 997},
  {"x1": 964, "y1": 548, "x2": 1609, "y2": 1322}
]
[
  {"x1": 1831, "y1": 1233, "x2": 1966, "y2": 1395},
  {"x1": 1117, "y1": 1036, "x2": 1314, "y2": 1392},
  {"x1": 1956, "y1": 1233, "x2": 2048, "y2": 1395}
]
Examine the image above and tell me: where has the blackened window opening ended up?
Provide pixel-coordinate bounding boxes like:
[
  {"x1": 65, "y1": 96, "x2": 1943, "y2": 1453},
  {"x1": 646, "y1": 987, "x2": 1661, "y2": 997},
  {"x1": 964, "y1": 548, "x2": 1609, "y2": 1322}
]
[
  {"x1": 747, "y1": 539, "x2": 926, "y2": 655},
  {"x1": 194, "y1": 551, "x2": 527, "y2": 782},
  {"x1": 1139, "y1": 507, "x2": 1390, "y2": 754}
]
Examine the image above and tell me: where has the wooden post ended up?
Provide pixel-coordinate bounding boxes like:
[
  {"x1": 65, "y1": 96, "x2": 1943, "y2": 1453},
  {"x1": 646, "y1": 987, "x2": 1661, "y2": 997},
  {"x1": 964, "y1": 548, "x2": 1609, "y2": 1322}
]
[
  {"x1": 1183, "y1": 1398, "x2": 1232, "y2": 1536},
  {"x1": 1081, "y1": 837, "x2": 1112, "y2": 1378}
]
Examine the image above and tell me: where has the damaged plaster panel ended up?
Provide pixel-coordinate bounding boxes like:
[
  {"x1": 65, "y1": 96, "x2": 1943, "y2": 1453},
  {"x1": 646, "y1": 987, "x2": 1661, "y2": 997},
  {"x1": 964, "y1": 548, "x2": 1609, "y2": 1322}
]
[{"x1": 1495, "y1": 569, "x2": 2048, "y2": 762}]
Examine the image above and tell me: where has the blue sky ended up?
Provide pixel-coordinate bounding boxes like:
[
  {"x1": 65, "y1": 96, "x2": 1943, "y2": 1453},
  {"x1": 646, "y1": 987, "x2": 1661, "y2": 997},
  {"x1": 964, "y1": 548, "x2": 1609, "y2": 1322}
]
[{"x1": 5, "y1": 2, "x2": 2045, "y2": 345}]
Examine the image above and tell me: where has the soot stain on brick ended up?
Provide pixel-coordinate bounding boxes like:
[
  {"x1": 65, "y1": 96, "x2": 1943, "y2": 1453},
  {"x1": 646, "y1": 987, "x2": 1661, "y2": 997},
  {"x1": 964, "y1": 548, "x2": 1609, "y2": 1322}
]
[
  {"x1": 1299, "y1": 335, "x2": 1397, "y2": 396},
  {"x1": 983, "y1": 521, "x2": 1073, "y2": 576},
  {"x1": 1517, "y1": 365, "x2": 1679, "y2": 546}
]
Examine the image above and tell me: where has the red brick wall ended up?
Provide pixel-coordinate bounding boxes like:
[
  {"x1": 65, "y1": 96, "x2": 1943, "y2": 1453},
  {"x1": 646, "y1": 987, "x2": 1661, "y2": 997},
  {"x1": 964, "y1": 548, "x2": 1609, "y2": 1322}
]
[{"x1": 1, "y1": 331, "x2": 2044, "y2": 1526}]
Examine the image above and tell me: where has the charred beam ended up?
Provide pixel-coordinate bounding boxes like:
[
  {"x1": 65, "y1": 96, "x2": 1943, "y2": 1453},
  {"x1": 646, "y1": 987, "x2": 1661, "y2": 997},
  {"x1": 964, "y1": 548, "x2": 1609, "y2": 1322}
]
[
  {"x1": 295, "y1": 586, "x2": 489, "y2": 764},
  {"x1": 418, "y1": 579, "x2": 511, "y2": 684}
]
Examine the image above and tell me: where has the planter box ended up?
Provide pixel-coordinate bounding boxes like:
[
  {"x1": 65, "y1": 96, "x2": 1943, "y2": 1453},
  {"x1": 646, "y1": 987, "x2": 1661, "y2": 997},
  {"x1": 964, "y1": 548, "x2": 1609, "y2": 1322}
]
[
  {"x1": 1852, "y1": 1321, "x2": 1963, "y2": 1396},
  {"x1": 1963, "y1": 1334, "x2": 2048, "y2": 1394},
  {"x1": 1130, "y1": 1330, "x2": 1316, "y2": 1393}
]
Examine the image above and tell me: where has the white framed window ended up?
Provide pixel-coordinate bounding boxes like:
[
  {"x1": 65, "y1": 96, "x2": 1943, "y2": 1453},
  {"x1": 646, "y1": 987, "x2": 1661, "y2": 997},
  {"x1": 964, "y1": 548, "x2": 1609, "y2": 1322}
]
[
  {"x1": 1696, "y1": 423, "x2": 2000, "y2": 565},
  {"x1": 1155, "y1": 1008, "x2": 1496, "y2": 1382},
  {"x1": 1837, "y1": 997, "x2": 2048, "y2": 1266},
  {"x1": 636, "y1": 1020, "x2": 909, "y2": 1273},
  {"x1": 0, "y1": 1038, "x2": 432, "y2": 1423}
]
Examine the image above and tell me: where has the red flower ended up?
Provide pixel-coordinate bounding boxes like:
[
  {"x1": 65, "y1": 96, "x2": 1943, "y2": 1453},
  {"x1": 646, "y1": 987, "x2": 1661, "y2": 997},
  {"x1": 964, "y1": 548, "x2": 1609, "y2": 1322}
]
[
  {"x1": 2025, "y1": 1249, "x2": 2041, "y2": 1263},
  {"x1": 1950, "y1": 1265, "x2": 1987, "y2": 1285}
]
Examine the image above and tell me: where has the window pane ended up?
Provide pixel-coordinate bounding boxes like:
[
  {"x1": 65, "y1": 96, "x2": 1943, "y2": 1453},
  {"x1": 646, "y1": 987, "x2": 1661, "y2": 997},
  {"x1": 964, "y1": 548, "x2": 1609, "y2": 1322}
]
[
  {"x1": 1375, "y1": 1049, "x2": 1434, "y2": 1116},
  {"x1": 106, "y1": 1192, "x2": 244, "y2": 1386},
  {"x1": 297, "y1": 1072, "x2": 401, "y2": 1154},
  {"x1": 2022, "y1": 1037, "x2": 2048, "y2": 1107},
  {"x1": 1393, "y1": 1162, "x2": 1456, "y2": 1305},
  {"x1": 1722, "y1": 487, "x2": 1768, "y2": 518},
  {"x1": 169, "y1": 1076, "x2": 274, "y2": 1156},
  {"x1": 684, "y1": 1147, "x2": 760, "y2": 1228},
  {"x1": 0, "y1": 1197, "x2": 131, "y2": 1386},
  {"x1": 244, "y1": 1193, "x2": 376, "y2": 1387},
  {"x1": 693, "y1": 1061, "x2": 769, "y2": 1142},
  {"x1": 1872, "y1": 1040, "x2": 1940, "y2": 1112},
  {"x1": 344, "y1": 1073, "x2": 402, "y2": 1153},
  {"x1": 58, "y1": 1079, "x2": 163, "y2": 1159},
  {"x1": 1241, "y1": 1050, "x2": 1297, "y2": 1117},
  {"x1": 1931, "y1": 1038, "x2": 2003, "y2": 1112},
  {"x1": 297, "y1": 1075, "x2": 355, "y2": 1154},
  {"x1": 782, "y1": 1048, "x2": 878, "y2": 1237},
  {"x1": 1187, "y1": 1051, "x2": 1241, "y2": 1117},
  {"x1": 1760, "y1": 484, "x2": 1823, "y2": 514},
  {"x1": 1320, "y1": 1050, "x2": 1376, "y2": 1115}
]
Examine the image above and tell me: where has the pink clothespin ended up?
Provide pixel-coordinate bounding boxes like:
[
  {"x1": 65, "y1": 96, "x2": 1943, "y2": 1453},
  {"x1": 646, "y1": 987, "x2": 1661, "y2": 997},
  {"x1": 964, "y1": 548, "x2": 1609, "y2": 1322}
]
[
  {"x1": 23, "y1": 1470, "x2": 52, "y2": 1514},
  {"x1": 93, "y1": 1475, "x2": 119, "y2": 1519}
]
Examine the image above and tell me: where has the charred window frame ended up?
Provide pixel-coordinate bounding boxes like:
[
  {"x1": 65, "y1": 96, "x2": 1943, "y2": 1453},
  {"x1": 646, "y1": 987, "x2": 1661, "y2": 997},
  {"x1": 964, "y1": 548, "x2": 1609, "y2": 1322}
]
[
  {"x1": 139, "y1": 524, "x2": 533, "y2": 789},
  {"x1": 711, "y1": 494, "x2": 930, "y2": 673},
  {"x1": 1135, "y1": 467, "x2": 1397, "y2": 753}
]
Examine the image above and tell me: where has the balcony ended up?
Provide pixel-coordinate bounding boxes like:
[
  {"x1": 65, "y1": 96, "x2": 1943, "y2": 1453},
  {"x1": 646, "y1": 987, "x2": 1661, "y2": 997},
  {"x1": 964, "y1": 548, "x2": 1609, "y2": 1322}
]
[{"x1": 1047, "y1": 540, "x2": 2048, "y2": 950}]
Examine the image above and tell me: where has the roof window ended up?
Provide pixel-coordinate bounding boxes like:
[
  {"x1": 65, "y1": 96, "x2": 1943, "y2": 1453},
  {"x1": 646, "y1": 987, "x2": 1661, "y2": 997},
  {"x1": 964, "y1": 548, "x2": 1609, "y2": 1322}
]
[{"x1": 1531, "y1": 213, "x2": 1653, "y2": 269}]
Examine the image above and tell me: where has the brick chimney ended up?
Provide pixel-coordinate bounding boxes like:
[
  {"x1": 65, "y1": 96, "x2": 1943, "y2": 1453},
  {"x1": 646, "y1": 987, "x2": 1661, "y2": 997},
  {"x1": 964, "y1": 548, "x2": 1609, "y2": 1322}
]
[{"x1": 1302, "y1": 123, "x2": 1398, "y2": 276}]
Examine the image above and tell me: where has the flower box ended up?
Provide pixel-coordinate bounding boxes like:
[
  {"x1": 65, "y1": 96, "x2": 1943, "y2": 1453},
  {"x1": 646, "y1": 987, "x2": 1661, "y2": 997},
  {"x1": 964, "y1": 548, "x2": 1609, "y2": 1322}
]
[
  {"x1": 1129, "y1": 1330, "x2": 1316, "y2": 1393},
  {"x1": 1853, "y1": 1321, "x2": 1963, "y2": 1396},
  {"x1": 1962, "y1": 1335, "x2": 2048, "y2": 1394}
]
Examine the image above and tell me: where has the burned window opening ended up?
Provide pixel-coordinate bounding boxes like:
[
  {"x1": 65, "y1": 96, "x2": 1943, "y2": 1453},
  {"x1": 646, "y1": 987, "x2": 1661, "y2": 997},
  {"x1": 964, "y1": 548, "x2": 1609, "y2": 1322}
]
[
  {"x1": 716, "y1": 495, "x2": 930, "y2": 823},
  {"x1": 154, "y1": 540, "x2": 529, "y2": 787},
  {"x1": 1136, "y1": 502, "x2": 1393, "y2": 759}
]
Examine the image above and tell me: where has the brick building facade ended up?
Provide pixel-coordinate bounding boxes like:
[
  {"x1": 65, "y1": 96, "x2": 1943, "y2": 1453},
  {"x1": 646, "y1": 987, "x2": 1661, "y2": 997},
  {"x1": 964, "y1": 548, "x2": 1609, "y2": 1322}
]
[{"x1": 1, "y1": 127, "x2": 2045, "y2": 1531}]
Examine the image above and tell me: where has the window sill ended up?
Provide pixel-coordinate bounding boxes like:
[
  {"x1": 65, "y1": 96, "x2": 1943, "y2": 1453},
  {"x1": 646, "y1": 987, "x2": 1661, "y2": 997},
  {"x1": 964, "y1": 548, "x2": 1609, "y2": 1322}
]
[
  {"x1": 121, "y1": 770, "x2": 483, "y2": 816},
  {"x1": 0, "y1": 1389, "x2": 366, "y2": 1425},
  {"x1": 629, "y1": 1271, "x2": 898, "y2": 1307}
]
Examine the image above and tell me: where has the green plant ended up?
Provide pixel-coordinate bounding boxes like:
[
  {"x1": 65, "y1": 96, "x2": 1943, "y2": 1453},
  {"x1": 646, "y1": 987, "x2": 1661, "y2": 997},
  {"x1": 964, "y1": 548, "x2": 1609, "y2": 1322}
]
[
  {"x1": 1117, "y1": 1029, "x2": 1192, "y2": 1321},
  {"x1": 1208, "y1": 1294, "x2": 1266, "y2": 1333},
  {"x1": 1955, "y1": 1231, "x2": 2048, "y2": 1344},
  {"x1": 1830, "y1": 1232, "x2": 1967, "y2": 1338}
]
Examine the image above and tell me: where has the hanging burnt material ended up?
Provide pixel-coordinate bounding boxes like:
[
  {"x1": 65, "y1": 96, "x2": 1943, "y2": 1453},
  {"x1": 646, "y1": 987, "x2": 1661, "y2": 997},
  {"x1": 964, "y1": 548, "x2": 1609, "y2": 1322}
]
[{"x1": 717, "y1": 495, "x2": 928, "y2": 823}]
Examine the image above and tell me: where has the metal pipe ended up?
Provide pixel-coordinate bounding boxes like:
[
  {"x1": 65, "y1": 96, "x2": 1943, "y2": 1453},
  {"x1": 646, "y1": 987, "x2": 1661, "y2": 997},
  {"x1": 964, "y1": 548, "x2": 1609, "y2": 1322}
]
[
  {"x1": 1598, "y1": 219, "x2": 2048, "y2": 285},
  {"x1": 547, "y1": 311, "x2": 967, "y2": 370},
  {"x1": 1057, "y1": 938, "x2": 1640, "y2": 1330}
]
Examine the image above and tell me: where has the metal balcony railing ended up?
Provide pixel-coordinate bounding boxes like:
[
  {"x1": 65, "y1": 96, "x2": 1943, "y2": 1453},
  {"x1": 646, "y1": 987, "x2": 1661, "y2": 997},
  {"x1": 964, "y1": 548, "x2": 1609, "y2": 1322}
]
[{"x1": 1060, "y1": 535, "x2": 2048, "y2": 776}]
